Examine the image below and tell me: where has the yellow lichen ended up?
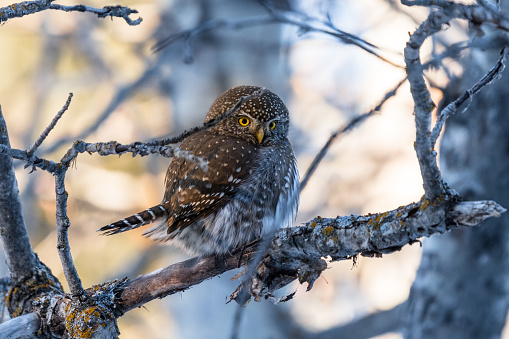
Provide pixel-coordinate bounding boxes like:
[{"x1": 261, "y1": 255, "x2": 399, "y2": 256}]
[
  {"x1": 322, "y1": 226, "x2": 334, "y2": 236},
  {"x1": 420, "y1": 199, "x2": 430, "y2": 211},
  {"x1": 310, "y1": 222, "x2": 317, "y2": 228}
]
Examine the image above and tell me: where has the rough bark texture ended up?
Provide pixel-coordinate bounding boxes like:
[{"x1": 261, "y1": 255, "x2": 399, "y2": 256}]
[
  {"x1": 0, "y1": 112, "x2": 38, "y2": 283},
  {"x1": 403, "y1": 44, "x2": 509, "y2": 338}
]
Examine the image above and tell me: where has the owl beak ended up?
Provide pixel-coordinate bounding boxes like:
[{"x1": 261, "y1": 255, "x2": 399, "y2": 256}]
[{"x1": 255, "y1": 127, "x2": 264, "y2": 144}]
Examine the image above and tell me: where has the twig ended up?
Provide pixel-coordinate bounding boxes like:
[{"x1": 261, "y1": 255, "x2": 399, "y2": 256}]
[
  {"x1": 43, "y1": 61, "x2": 159, "y2": 155},
  {"x1": 26, "y1": 93, "x2": 73, "y2": 156},
  {"x1": 62, "y1": 141, "x2": 208, "y2": 172},
  {"x1": 152, "y1": 10, "x2": 402, "y2": 68},
  {"x1": 230, "y1": 306, "x2": 245, "y2": 339},
  {"x1": 300, "y1": 77, "x2": 406, "y2": 192},
  {"x1": 48, "y1": 4, "x2": 142, "y2": 26},
  {"x1": 312, "y1": 302, "x2": 407, "y2": 339},
  {"x1": 0, "y1": 0, "x2": 141, "y2": 25},
  {"x1": 431, "y1": 48, "x2": 509, "y2": 146},
  {"x1": 54, "y1": 169, "x2": 84, "y2": 297}
]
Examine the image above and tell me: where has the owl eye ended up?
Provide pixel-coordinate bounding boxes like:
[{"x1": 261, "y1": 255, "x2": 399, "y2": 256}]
[
  {"x1": 269, "y1": 121, "x2": 276, "y2": 130},
  {"x1": 238, "y1": 117, "x2": 250, "y2": 126}
]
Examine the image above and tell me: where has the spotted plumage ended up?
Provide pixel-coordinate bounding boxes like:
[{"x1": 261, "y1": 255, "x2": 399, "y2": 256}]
[{"x1": 99, "y1": 86, "x2": 299, "y2": 256}]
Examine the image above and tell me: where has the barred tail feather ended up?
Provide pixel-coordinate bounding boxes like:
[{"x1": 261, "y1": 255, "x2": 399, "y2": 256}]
[{"x1": 98, "y1": 205, "x2": 168, "y2": 236}]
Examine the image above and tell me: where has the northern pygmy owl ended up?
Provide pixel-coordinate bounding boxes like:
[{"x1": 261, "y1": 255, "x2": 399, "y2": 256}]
[{"x1": 99, "y1": 86, "x2": 299, "y2": 256}]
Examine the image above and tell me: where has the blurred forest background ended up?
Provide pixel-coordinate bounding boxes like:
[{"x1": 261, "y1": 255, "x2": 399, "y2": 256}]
[{"x1": 0, "y1": 0, "x2": 507, "y2": 338}]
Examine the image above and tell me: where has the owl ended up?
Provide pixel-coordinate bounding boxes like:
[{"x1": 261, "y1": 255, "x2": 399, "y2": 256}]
[{"x1": 99, "y1": 86, "x2": 299, "y2": 256}]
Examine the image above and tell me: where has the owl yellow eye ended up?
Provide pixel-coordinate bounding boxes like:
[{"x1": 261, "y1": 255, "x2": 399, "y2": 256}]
[
  {"x1": 269, "y1": 121, "x2": 276, "y2": 130},
  {"x1": 238, "y1": 117, "x2": 250, "y2": 126}
]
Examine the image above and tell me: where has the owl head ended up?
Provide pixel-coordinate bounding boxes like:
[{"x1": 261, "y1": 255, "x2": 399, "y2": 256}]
[{"x1": 205, "y1": 86, "x2": 290, "y2": 145}]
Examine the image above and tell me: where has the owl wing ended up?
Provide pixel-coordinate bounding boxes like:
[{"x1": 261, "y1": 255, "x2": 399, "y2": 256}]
[{"x1": 163, "y1": 131, "x2": 259, "y2": 236}]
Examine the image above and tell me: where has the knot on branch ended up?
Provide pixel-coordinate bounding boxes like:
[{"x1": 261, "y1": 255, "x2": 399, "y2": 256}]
[
  {"x1": 6, "y1": 262, "x2": 62, "y2": 319},
  {"x1": 62, "y1": 278, "x2": 127, "y2": 338}
]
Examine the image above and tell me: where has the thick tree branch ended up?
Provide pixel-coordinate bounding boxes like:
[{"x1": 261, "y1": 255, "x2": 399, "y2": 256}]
[
  {"x1": 404, "y1": 10, "x2": 450, "y2": 200},
  {"x1": 404, "y1": 1, "x2": 509, "y2": 201},
  {"x1": 0, "y1": 312, "x2": 40, "y2": 338},
  {"x1": 0, "y1": 110, "x2": 38, "y2": 282},
  {"x1": 114, "y1": 196, "x2": 504, "y2": 309}
]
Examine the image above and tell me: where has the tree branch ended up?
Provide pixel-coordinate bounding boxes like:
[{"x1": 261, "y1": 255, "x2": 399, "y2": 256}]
[
  {"x1": 114, "y1": 196, "x2": 505, "y2": 310},
  {"x1": 0, "y1": 0, "x2": 141, "y2": 25},
  {"x1": 0, "y1": 312, "x2": 40, "y2": 339},
  {"x1": 0, "y1": 110, "x2": 38, "y2": 282},
  {"x1": 26, "y1": 93, "x2": 73, "y2": 156},
  {"x1": 54, "y1": 169, "x2": 84, "y2": 297},
  {"x1": 48, "y1": 3, "x2": 142, "y2": 26},
  {"x1": 404, "y1": 10, "x2": 450, "y2": 200},
  {"x1": 311, "y1": 302, "x2": 406, "y2": 339},
  {"x1": 300, "y1": 77, "x2": 406, "y2": 192},
  {"x1": 431, "y1": 48, "x2": 509, "y2": 146},
  {"x1": 152, "y1": 9, "x2": 401, "y2": 67}
]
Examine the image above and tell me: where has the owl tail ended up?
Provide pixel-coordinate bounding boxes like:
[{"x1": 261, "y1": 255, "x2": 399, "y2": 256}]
[{"x1": 98, "y1": 205, "x2": 168, "y2": 236}]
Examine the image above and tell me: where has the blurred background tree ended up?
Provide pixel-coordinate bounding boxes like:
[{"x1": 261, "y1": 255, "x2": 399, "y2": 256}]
[{"x1": 0, "y1": 0, "x2": 506, "y2": 338}]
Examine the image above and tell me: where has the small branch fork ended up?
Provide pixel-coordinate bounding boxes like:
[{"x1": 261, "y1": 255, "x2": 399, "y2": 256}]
[
  {"x1": 403, "y1": 0, "x2": 509, "y2": 200},
  {"x1": 0, "y1": 0, "x2": 142, "y2": 25}
]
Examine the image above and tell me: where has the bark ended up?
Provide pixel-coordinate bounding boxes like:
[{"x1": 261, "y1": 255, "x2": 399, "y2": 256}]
[
  {"x1": 403, "y1": 34, "x2": 509, "y2": 339},
  {"x1": 0, "y1": 111, "x2": 38, "y2": 283}
]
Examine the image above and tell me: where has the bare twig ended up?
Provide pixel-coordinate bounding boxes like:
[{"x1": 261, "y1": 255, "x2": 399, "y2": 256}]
[
  {"x1": 300, "y1": 77, "x2": 406, "y2": 192},
  {"x1": 26, "y1": 93, "x2": 73, "y2": 156},
  {"x1": 153, "y1": 10, "x2": 402, "y2": 67},
  {"x1": 230, "y1": 306, "x2": 245, "y2": 339},
  {"x1": 48, "y1": 3, "x2": 142, "y2": 26},
  {"x1": 0, "y1": 0, "x2": 141, "y2": 25},
  {"x1": 54, "y1": 169, "x2": 84, "y2": 297},
  {"x1": 431, "y1": 48, "x2": 509, "y2": 146},
  {"x1": 62, "y1": 141, "x2": 208, "y2": 172},
  {"x1": 43, "y1": 61, "x2": 159, "y2": 155}
]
